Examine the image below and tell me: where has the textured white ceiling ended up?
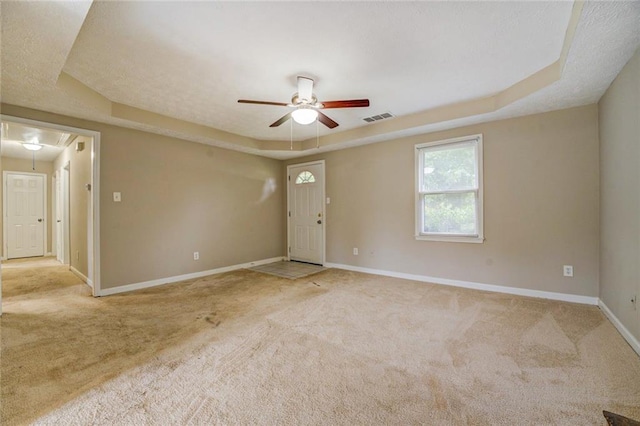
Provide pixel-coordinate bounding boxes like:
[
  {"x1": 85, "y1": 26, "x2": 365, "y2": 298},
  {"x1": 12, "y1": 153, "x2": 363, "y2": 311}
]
[
  {"x1": 1, "y1": 139, "x2": 63, "y2": 162},
  {"x1": 1, "y1": 1, "x2": 639, "y2": 159},
  {"x1": 0, "y1": 121, "x2": 72, "y2": 161},
  {"x1": 62, "y1": 1, "x2": 572, "y2": 141}
]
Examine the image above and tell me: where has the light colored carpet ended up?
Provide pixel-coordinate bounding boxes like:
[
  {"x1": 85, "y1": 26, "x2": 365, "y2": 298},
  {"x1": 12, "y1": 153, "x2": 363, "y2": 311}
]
[
  {"x1": 2, "y1": 258, "x2": 640, "y2": 425},
  {"x1": 248, "y1": 260, "x2": 327, "y2": 279}
]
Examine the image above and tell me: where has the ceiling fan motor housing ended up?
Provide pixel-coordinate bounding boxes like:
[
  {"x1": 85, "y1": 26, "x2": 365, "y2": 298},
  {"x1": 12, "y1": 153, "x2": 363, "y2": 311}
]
[{"x1": 291, "y1": 93, "x2": 319, "y2": 107}]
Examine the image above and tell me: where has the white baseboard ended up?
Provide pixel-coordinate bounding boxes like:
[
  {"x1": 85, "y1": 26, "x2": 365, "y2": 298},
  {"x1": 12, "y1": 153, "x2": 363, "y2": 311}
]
[
  {"x1": 598, "y1": 300, "x2": 640, "y2": 357},
  {"x1": 1, "y1": 254, "x2": 50, "y2": 261},
  {"x1": 98, "y1": 257, "x2": 285, "y2": 296},
  {"x1": 325, "y1": 263, "x2": 599, "y2": 305},
  {"x1": 70, "y1": 266, "x2": 89, "y2": 284}
]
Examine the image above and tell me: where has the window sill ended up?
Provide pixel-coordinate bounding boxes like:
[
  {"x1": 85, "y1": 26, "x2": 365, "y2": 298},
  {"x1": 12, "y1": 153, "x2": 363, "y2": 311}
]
[{"x1": 415, "y1": 235, "x2": 484, "y2": 244}]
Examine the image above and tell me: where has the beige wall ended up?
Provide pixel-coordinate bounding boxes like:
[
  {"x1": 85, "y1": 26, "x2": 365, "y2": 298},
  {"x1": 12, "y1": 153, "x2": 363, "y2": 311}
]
[
  {"x1": 0, "y1": 103, "x2": 601, "y2": 299},
  {"x1": 599, "y1": 47, "x2": 640, "y2": 341},
  {"x1": 1, "y1": 104, "x2": 285, "y2": 290},
  {"x1": 287, "y1": 105, "x2": 600, "y2": 297},
  {"x1": 53, "y1": 137, "x2": 92, "y2": 277},
  {"x1": 0, "y1": 157, "x2": 55, "y2": 257}
]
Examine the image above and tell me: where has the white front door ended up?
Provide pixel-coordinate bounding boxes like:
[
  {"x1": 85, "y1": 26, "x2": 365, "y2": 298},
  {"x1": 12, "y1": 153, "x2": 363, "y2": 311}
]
[
  {"x1": 288, "y1": 161, "x2": 325, "y2": 265},
  {"x1": 6, "y1": 173, "x2": 45, "y2": 259}
]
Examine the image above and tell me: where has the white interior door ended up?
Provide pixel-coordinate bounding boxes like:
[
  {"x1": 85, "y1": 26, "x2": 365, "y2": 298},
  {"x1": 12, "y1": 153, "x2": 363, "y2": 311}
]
[
  {"x1": 55, "y1": 171, "x2": 63, "y2": 262},
  {"x1": 6, "y1": 173, "x2": 45, "y2": 259},
  {"x1": 288, "y1": 162, "x2": 325, "y2": 265},
  {"x1": 54, "y1": 164, "x2": 70, "y2": 265}
]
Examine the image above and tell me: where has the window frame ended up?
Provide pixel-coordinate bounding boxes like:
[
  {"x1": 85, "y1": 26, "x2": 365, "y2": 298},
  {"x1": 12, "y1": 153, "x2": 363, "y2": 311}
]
[
  {"x1": 295, "y1": 170, "x2": 316, "y2": 184},
  {"x1": 415, "y1": 134, "x2": 484, "y2": 243}
]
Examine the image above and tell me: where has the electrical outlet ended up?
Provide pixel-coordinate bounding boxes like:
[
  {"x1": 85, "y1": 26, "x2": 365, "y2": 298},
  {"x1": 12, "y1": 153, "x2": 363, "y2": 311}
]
[
  {"x1": 193, "y1": 251, "x2": 199, "y2": 261},
  {"x1": 563, "y1": 265, "x2": 573, "y2": 277},
  {"x1": 353, "y1": 248, "x2": 359, "y2": 255}
]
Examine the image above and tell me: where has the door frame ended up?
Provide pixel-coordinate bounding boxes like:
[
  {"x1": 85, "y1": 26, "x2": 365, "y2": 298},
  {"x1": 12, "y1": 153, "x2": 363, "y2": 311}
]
[
  {"x1": 286, "y1": 160, "x2": 326, "y2": 265},
  {"x1": 3, "y1": 171, "x2": 48, "y2": 259},
  {"x1": 51, "y1": 173, "x2": 56, "y2": 258},
  {"x1": 0, "y1": 114, "x2": 101, "y2": 297},
  {"x1": 53, "y1": 163, "x2": 70, "y2": 265}
]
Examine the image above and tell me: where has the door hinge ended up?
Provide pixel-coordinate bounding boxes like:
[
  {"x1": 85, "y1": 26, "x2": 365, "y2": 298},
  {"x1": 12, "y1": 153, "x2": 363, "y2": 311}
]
[
  {"x1": 288, "y1": 175, "x2": 290, "y2": 181},
  {"x1": 288, "y1": 246, "x2": 291, "y2": 253},
  {"x1": 288, "y1": 211, "x2": 291, "y2": 217}
]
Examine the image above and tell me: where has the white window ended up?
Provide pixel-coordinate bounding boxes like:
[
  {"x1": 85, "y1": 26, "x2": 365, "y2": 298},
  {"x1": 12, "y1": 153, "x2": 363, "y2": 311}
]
[{"x1": 415, "y1": 134, "x2": 483, "y2": 243}]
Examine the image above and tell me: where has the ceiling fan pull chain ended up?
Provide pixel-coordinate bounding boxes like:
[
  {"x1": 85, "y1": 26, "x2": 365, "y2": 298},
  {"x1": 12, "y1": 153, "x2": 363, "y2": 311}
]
[
  {"x1": 290, "y1": 117, "x2": 293, "y2": 151},
  {"x1": 316, "y1": 118, "x2": 320, "y2": 149}
]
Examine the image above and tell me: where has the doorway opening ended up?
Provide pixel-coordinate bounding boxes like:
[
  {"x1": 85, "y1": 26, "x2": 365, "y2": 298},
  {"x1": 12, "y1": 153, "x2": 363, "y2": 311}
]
[{"x1": 0, "y1": 115, "x2": 101, "y2": 313}]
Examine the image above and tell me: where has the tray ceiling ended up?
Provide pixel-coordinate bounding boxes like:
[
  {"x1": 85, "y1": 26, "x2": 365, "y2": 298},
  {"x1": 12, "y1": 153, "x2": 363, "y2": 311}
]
[{"x1": 1, "y1": 1, "x2": 639, "y2": 159}]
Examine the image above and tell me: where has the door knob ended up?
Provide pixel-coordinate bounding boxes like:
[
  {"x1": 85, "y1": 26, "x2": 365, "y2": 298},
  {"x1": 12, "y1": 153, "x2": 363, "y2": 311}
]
[
  {"x1": 38, "y1": 218, "x2": 43, "y2": 222},
  {"x1": 317, "y1": 220, "x2": 322, "y2": 224},
  {"x1": 57, "y1": 220, "x2": 61, "y2": 223}
]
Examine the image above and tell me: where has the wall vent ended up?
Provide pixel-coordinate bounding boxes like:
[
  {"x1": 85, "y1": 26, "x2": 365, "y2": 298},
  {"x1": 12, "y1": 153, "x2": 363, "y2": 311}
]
[
  {"x1": 362, "y1": 112, "x2": 394, "y2": 123},
  {"x1": 56, "y1": 133, "x2": 78, "y2": 147}
]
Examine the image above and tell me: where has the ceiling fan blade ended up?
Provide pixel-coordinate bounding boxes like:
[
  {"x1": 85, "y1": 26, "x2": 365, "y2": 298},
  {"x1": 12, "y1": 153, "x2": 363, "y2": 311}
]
[
  {"x1": 317, "y1": 111, "x2": 339, "y2": 129},
  {"x1": 321, "y1": 99, "x2": 370, "y2": 109},
  {"x1": 297, "y1": 76, "x2": 314, "y2": 103},
  {"x1": 269, "y1": 113, "x2": 292, "y2": 127},
  {"x1": 238, "y1": 100, "x2": 289, "y2": 107}
]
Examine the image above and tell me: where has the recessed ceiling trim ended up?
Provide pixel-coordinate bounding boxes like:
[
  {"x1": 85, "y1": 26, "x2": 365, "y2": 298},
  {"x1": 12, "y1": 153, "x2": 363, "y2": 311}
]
[
  {"x1": 54, "y1": 1, "x2": 585, "y2": 157},
  {"x1": 559, "y1": 0, "x2": 585, "y2": 71},
  {"x1": 110, "y1": 103, "x2": 261, "y2": 150},
  {"x1": 299, "y1": 2, "x2": 585, "y2": 152},
  {"x1": 57, "y1": 72, "x2": 112, "y2": 115}
]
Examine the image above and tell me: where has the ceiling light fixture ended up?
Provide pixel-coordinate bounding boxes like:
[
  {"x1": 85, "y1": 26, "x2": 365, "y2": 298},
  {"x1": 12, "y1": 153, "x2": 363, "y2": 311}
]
[
  {"x1": 22, "y1": 140, "x2": 43, "y2": 151},
  {"x1": 291, "y1": 107, "x2": 318, "y2": 125}
]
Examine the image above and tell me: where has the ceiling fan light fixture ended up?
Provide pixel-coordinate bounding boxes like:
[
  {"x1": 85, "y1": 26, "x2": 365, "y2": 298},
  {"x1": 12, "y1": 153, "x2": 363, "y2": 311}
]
[
  {"x1": 238, "y1": 76, "x2": 369, "y2": 129},
  {"x1": 291, "y1": 107, "x2": 318, "y2": 125},
  {"x1": 22, "y1": 139, "x2": 43, "y2": 151}
]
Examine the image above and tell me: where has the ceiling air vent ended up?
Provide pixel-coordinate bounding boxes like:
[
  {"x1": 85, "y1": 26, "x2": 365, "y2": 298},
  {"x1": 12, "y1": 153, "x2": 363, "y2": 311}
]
[
  {"x1": 56, "y1": 133, "x2": 78, "y2": 147},
  {"x1": 362, "y1": 112, "x2": 394, "y2": 123}
]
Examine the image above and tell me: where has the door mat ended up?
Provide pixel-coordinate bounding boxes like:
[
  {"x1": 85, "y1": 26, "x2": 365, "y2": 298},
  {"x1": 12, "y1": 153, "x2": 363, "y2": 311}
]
[{"x1": 248, "y1": 261, "x2": 327, "y2": 279}]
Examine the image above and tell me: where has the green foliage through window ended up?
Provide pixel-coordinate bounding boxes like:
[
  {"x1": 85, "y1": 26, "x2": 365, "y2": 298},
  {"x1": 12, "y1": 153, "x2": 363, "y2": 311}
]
[
  {"x1": 423, "y1": 193, "x2": 476, "y2": 234},
  {"x1": 416, "y1": 137, "x2": 482, "y2": 239},
  {"x1": 422, "y1": 143, "x2": 476, "y2": 192}
]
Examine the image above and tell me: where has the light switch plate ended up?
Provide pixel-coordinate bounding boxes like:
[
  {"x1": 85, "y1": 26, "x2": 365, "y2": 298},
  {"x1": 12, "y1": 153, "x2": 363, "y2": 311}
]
[{"x1": 113, "y1": 192, "x2": 121, "y2": 202}]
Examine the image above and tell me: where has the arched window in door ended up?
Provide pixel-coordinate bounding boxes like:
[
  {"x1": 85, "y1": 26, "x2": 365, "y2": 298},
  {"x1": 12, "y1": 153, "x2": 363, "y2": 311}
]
[{"x1": 295, "y1": 171, "x2": 316, "y2": 184}]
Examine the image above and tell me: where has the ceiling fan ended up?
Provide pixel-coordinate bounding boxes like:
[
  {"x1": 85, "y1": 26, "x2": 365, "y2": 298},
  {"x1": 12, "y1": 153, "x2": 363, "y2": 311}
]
[{"x1": 238, "y1": 76, "x2": 370, "y2": 129}]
